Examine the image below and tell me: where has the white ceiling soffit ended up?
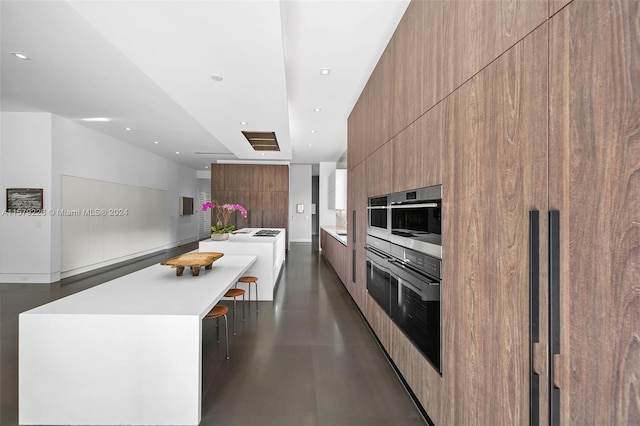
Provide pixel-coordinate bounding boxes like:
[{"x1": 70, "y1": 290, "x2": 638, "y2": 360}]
[{"x1": 1, "y1": 0, "x2": 410, "y2": 169}]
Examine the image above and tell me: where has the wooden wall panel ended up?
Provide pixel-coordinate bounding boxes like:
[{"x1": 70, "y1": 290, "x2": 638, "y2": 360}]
[
  {"x1": 224, "y1": 164, "x2": 254, "y2": 191},
  {"x1": 391, "y1": 101, "x2": 444, "y2": 193},
  {"x1": 210, "y1": 164, "x2": 288, "y2": 232},
  {"x1": 376, "y1": 38, "x2": 396, "y2": 148},
  {"x1": 211, "y1": 164, "x2": 225, "y2": 191},
  {"x1": 441, "y1": 25, "x2": 548, "y2": 426},
  {"x1": 391, "y1": 115, "x2": 423, "y2": 192},
  {"x1": 422, "y1": 1, "x2": 445, "y2": 111},
  {"x1": 442, "y1": 0, "x2": 547, "y2": 95},
  {"x1": 550, "y1": 0, "x2": 572, "y2": 17},
  {"x1": 390, "y1": 321, "x2": 443, "y2": 425},
  {"x1": 366, "y1": 142, "x2": 393, "y2": 197},
  {"x1": 365, "y1": 294, "x2": 392, "y2": 352},
  {"x1": 420, "y1": 101, "x2": 444, "y2": 189},
  {"x1": 549, "y1": 2, "x2": 640, "y2": 424},
  {"x1": 392, "y1": 0, "x2": 423, "y2": 136}
]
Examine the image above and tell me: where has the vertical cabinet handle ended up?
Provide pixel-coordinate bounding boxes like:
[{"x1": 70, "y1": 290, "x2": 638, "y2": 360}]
[
  {"x1": 549, "y1": 210, "x2": 561, "y2": 426},
  {"x1": 529, "y1": 211, "x2": 540, "y2": 426},
  {"x1": 352, "y1": 210, "x2": 357, "y2": 283}
]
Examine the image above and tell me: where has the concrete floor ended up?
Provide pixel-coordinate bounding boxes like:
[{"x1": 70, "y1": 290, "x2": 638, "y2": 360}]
[{"x1": 1, "y1": 240, "x2": 426, "y2": 426}]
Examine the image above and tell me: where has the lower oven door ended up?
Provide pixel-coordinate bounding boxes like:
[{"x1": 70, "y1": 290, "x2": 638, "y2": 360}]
[
  {"x1": 389, "y1": 260, "x2": 441, "y2": 373},
  {"x1": 365, "y1": 247, "x2": 391, "y2": 315}
]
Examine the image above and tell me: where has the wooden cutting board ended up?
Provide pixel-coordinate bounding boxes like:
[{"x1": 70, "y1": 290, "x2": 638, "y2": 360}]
[{"x1": 161, "y1": 252, "x2": 224, "y2": 276}]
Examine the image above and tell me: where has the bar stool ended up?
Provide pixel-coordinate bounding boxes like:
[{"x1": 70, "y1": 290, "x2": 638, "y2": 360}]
[
  {"x1": 204, "y1": 305, "x2": 229, "y2": 359},
  {"x1": 224, "y1": 288, "x2": 246, "y2": 335},
  {"x1": 237, "y1": 276, "x2": 259, "y2": 312}
]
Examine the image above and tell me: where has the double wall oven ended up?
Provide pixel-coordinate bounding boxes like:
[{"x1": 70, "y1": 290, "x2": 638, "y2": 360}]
[{"x1": 366, "y1": 184, "x2": 442, "y2": 373}]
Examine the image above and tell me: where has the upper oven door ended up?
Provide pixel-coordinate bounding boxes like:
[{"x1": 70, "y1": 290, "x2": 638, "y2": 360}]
[
  {"x1": 367, "y1": 195, "x2": 389, "y2": 238},
  {"x1": 389, "y1": 185, "x2": 442, "y2": 246}
]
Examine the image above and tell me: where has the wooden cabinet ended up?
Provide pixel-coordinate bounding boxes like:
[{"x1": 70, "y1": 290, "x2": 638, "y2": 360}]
[
  {"x1": 366, "y1": 142, "x2": 393, "y2": 197},
  {"x1": 391, "y1": 101, "x2": 443, "y2": 193},
  {"x1": 442, "y1": 0, "x2": 546, "y2": 99},
  {"x1": 320, "y1": 229, "x2": 348, "y2": 285},
  {"x1": 348, "y1": 162, "x2": 367, "y2": 309},
  {"x1": 347, "y1": 1, "x2": 638, "y2": 425},
  {"x1": 392, "y1": 0, "x2": 423, "y2": 136},
  {"x1": 210, "y1": 164, "x2": 289, "y2": 232},
  {"x1": 441, "y1": 25, "x2": 548, "y2": 426},
  {"x1": 549, "y1": 2, "x2": 640, "y2": 425}
]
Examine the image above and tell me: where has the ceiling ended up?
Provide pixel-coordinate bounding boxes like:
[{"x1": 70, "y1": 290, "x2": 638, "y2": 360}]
[{"x1": 0, "y1": 0, "x2": 409, "y2": 171}]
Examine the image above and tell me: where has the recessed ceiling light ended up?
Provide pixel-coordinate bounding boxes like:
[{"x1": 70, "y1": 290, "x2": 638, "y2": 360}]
[
  {"x1": 240, "y1": 121, "x2": 247, "y2": 125},
  {"x1": 81, "y1": 117, "x2": 110, "y2": 122},
  {"x1": 125, "y1": 127, "x2": 132, "y2": 131},
  {"x1": 261, "y1": 153, "x2": 265, "y2": 156},
  {"x1": 154, "y1": 141, "x2": 159, "y2": 144},
  {"x1": 210, "y1": 74, "x2": 223, "y2": 82},
  {"x1": 308, "y1": 144, "x2": 313, "y2": 147},
  {"x1": 320, "y1": 68, "x2": 331, "y2": 75},
  {"x1": 313, "y1": 108, "x2": 321, "y2": 112},
  {"x1": 310, "y1": 130, "x2": 316, "y2": 133},
  {"x1": 12, "y1": 52, "x2": 30, "y2": 60},
  {"x1": 175, "y1": 151, "x2": 180, "y2": 155},
  {"x1": 205, "y1": 166, "x2": 209, "y2": 169}
]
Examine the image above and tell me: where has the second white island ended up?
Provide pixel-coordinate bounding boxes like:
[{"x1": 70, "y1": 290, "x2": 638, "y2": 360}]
[{"x1": 199, "y1": 228, "x2": 286, "y2": 301}]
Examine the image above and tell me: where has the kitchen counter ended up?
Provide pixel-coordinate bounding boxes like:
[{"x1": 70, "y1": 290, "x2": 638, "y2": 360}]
[
  {"x1": 322, "y1": 226, "x2": 347, "y2": 246},
  {"x1": 19, "y1": 253, "x2": 257, "y2": 426},
  {"x1": 199, "y1": 228, "x2": 286, "y2": 301}
]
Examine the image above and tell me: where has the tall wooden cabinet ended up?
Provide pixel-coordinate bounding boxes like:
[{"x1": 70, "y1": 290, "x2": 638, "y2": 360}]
[
  {"x1": 346, "y1": 0, "x2": 639, "y2": 425},
  {"x1": 549, "y1": 2, "x2": 639, "y2": 425},
  {"x1": 440, "y1": 25, "x2": 548, "y2": 426}
]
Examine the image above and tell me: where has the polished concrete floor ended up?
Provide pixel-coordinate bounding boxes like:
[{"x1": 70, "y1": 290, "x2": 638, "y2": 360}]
[{"x1": 0, "y1": 240, "x2": 426, "y2": 426}]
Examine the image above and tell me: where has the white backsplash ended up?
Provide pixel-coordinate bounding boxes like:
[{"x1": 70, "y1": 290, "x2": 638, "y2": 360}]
[{"x1": 336, "y1": 209, "x2": 347, "y2": 229}]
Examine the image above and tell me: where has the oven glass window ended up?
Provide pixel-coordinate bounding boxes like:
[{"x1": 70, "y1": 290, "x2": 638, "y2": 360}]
[
  {"x1": 390, "y1": 277, "x2": 441, "y2": 372},
  {"x1": 368, "y1": 196, "x2": 388, "y2": 231},
  {"x1": 369, "y1": 208, "x2": 387, "y2": 230},
  {"x1": 366, "y1": 258, "x2": 390, "y2": 315},
  {"x1": 391, "y1": 205, "x2": 441, "y2": 238}
]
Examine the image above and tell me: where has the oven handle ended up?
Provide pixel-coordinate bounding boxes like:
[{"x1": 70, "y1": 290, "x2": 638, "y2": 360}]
[
  {"x1": 389, "y1": 261, "x2": 441, "y2": 302},
  {"x1": 388, "y1": 258, "x2": 439, "y2": 286},
  {"x1": 367, "y1": 206, "x2": 389, "y2": 210},
  {"x1": 389, "y1": 202, "x2": 438, "y2": 208},
  {"x1": 365, "y1": 246, "x2": 391, "y2": 269}
]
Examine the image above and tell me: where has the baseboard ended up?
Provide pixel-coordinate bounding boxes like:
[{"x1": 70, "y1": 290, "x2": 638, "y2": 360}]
[{"x1": 0, "y1": 272, "x2": 60, "y2": 284}]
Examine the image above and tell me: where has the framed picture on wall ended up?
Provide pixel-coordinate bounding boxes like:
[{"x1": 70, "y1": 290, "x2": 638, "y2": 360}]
[{"x1": 6, "y1": 188, "x2": 44, "y2": 212}]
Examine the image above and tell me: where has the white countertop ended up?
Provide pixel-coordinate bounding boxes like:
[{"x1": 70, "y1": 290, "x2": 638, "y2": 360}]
[
  {"x1": 21, "y1": 254, "x2": 257, "y2": 317},
  {"x1": 322, "y1": 227, "x2": 348, "y2": 246},
  {"x1": 204, "y1": 228, "x2": 285, "y2": 243}
]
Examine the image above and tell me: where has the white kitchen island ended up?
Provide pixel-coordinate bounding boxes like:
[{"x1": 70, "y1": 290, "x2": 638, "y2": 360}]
[
  {"x1": 19, "y1": 253, "x2": 256, "y2": 426},
  {"x1": 199, "y1": 228, "x2": 286, "y2": 301}
]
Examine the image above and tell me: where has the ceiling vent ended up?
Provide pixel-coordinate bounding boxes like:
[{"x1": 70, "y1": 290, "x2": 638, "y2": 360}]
[{"x1": 242, "y1": 131, "x2": 280, "y2": 152}]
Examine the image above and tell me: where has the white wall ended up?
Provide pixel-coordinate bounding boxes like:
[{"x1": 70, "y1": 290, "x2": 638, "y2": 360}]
[
  {"x1": 289, "y1": 164, "x2": 312, "y2": 243},
  {"x1": 0, "y1": 112, "x2": 56, "y2": 283},
  {"x1": 318, "y1": 162, "x2": 336, "y2": 228},
  {"x1": 0, "y1": 112, "x2": 199, "y2": 282}
]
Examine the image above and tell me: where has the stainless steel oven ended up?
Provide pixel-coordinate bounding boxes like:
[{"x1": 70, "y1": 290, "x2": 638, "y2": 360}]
[
  {"x1": 365, "y1": 234, "x2": 442, "y2": 373},
  {"x1": 388, "y1": 244, "x2": 441, "y2": 373},
  {"x1": 367, "y1": 195, "x2": 389, "y2": 240},
  {"x1": 365, "y1": 235, "x2": 391, "y2": 314},
  {"x1": 389, "y1": 185, "x2": 442, "y2": 259}
]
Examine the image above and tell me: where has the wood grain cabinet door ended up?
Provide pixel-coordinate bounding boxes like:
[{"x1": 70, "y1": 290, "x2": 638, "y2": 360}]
[
  {"x1": 549, "y1": 2, "x2": 640, "y2": 425},
  {"x1": 441, "y1": 25, "x2": 548, "y2": 426}
]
